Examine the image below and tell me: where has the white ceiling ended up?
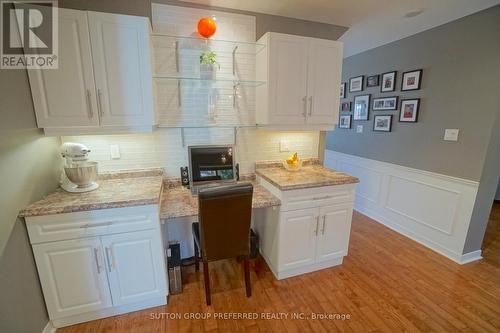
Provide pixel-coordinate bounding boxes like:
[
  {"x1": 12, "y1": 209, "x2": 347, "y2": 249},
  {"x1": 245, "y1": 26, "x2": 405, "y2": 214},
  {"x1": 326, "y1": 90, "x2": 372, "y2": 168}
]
[{"x1": 179, "y1": 0, "x2": 500, "y2": 57}]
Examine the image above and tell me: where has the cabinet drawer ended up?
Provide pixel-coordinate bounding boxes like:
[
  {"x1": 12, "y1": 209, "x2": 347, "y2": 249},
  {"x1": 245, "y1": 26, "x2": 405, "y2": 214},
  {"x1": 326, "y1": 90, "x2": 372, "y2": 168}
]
[
  {"x1": 26, "y1": 205, "x2": 160, "y2": 244},
  {"x1": 280, "y1": 185, "x2": 355, "y2": 212}
]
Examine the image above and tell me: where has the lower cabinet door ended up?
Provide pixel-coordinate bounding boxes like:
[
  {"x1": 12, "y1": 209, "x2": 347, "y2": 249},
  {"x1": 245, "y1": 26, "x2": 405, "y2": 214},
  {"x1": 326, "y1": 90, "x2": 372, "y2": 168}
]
[
  {"x1": 101, "y1": 230, "x2": 167, "y2": 306},
  {"x1": 316, "y1": 203, "x2": 353, "y2": 262},
  {"x1": 279, "y1": 208, "x2": 318, "y2": 270},
  {"x1": 33, "y1": 237, "x2": 112, "y2": 319}
]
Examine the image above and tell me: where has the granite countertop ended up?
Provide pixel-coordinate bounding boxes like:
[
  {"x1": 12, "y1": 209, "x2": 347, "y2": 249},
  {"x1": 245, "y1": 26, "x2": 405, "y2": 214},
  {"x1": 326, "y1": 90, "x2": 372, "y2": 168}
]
[
  {"x1": 160, "y1": 181, "x2": 281, "y2": 220},
  {"x1": 20, "y1": 174, "x2": 164, "y2": 218},
  {"x1": 255, "y1": 159, "x2": 359, "y2": 191}
]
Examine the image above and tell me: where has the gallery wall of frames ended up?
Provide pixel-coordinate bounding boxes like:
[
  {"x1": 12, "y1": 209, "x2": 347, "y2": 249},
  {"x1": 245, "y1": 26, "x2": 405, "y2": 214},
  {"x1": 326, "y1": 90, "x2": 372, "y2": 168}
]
[{"x1": 338, "y1": 69, "x2": 422, "y2": 132}]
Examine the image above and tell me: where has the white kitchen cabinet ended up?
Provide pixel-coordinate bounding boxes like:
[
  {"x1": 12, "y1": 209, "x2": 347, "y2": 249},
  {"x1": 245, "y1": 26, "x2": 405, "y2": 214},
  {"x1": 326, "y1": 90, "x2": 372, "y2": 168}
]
[
  {"x1": 27, "y1": 8, "x2": 155, "y2": 135},
  {"x1": 256, "y1": 32, "x2": 342, "y2": 129},
  {"x1": 28, "y1": 9, "x2": 99, "y2": 128},
  {"x1": 88, "y1": 12, "x2": 154, "y2": 128},
  {"x1": 279, "y1": 208, "x2": 317, "y2": 270},
  {"x1": 26, "y1": 205, "x2": 167, "y2": 328},
  {"x1": 102, "y1": 230, "x2": 167, "y2": 306},
  {"x1": 316, "y1": 203, "x2": 353, "y2": 263},
  {"x1": 32, "y1": 237, "x2": 112, "y2": 320},
  {"x1": 255, "y1": 178, "x2": 356, "y2": 280}
]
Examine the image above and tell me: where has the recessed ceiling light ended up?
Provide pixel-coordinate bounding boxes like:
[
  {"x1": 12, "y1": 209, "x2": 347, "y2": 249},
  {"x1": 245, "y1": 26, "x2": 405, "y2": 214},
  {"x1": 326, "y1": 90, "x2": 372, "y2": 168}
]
[{"x1": 404, "y1": 9, "x2": 424, "y2": 18}]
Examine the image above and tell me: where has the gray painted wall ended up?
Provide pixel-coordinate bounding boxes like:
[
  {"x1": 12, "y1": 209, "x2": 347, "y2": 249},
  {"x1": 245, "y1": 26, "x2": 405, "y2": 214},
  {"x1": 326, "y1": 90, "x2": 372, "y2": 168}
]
[
  {"x1": 59, "y1": 0, "x2": 152, "y2": 18},
  {"x1": 325, "y1": 5, "x2": 500, "y2": 182},
  {"x1": 0, "y1": 69, "x2": 62, "y2": 332},
  {"x1": 153, "y1": 0, "x2": 347, "y2": 40}
]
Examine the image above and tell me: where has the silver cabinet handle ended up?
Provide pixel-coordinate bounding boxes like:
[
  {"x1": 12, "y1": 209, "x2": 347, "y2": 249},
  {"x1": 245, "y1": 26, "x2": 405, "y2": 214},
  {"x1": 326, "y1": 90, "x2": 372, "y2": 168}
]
[
  {"x1": 174, "y1": 40, "x2": 179, "y2": 73},
  {"x1": 312, "y1": 195, "x2": 332, "y2": 201},
  {"x1": 97, "y1": 89, "x2": 104, "y2": 116},
  {"x1": 105, "y1": 247, "x2": 113, "y2": 272},
  {"x1": 314, "y1": 216, "x2": 320, "y2": 236},
  {"x1": 321, "y1": 215, "x2": 326, "y2": 235},
  {"x1": 80, "y1": 221, "x2": 113, "y2": 228},
  {"x1": 86, "y1": 90, "x2": 93, "y2": 118},
  {"x1": 302, "y1": 96, "x2": 307, "y2": 117},
  {"x1": 93, "y1": 247, "x2": 101, "y2": 274},
  {"x1": 308, "y1": 96, "x2": 313, "y2": 116}
]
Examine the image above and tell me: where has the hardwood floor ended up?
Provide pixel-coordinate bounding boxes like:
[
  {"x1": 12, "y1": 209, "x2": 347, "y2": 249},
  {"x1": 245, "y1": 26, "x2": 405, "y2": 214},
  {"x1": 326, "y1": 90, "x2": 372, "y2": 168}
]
[{"x1": 57, "y1": 208, "x2": 500, "y2": 333}]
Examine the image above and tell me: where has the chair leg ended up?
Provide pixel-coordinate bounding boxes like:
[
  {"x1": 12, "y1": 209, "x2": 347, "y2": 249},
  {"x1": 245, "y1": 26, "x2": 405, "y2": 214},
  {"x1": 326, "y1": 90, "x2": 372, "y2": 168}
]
[
  {"x1": 243, "y1": 256, "x2": 251, "y2": 297},
  {"x1": 194, "y1": 238, "x2": 199, "y2": 272},
  {"x1": 203, "y1": 262, "x2": 211, "y2": 305}
]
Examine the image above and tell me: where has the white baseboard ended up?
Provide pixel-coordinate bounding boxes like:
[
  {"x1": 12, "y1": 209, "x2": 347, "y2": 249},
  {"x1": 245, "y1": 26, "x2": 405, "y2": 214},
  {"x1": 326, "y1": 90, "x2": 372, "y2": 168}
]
[
  {"x1": 42, "y1": 321, "x2": 56, "y2": 333},
  {"x1": 459, "y1": 250, "x2": 482, "y2": 264},
  {"x1": 324, "y1": 150, "x2": 481, "y2": 265}
]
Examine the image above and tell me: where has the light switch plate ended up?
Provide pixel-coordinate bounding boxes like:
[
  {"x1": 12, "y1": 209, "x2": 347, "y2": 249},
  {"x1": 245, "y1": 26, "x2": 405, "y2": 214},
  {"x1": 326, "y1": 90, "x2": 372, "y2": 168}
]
[
  {"x1": 444, "y1": 129, "x2": 459, "y2": 141},
  {"x1": 280, "y1": 140, "x2": 290, "y2": 152},
  {"x1": 110, "y1": 145, "x2": 120, "y2": 159},
  {"x1": 356, "y1": 125, "x2": 363, "y2": 133}
]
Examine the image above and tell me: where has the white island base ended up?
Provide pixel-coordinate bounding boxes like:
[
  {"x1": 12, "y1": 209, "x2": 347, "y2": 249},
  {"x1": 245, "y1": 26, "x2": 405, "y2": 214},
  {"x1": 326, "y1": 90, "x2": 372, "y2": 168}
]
[{"x1": 254, "y1": 176, "x2": 356, "y2": 280}]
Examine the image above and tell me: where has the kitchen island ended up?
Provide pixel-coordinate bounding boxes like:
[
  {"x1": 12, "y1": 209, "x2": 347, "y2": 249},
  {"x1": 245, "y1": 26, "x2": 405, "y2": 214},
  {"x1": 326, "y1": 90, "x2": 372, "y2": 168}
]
[{"x1": 254, "y1": 158, "x2": 359, "y2": 279}]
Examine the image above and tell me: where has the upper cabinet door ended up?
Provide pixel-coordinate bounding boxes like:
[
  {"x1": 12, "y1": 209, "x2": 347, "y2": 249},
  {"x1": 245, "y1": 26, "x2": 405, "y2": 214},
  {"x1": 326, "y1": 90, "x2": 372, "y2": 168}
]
[
  {"x1": 32, "y1": 237, "x2": 112, "y2": 320},
  {"x1": 101, "y1": 229, "x2": 167, "y2": 306},
  {"x1": 268, "y1": 34, "x2": 309, "y2": 125},
  {"x1": 306, "y1": 39, "x2": 343, "y2": 125},
  {"x1": 28, "y1": 8, "x2": 99, "y2": 128},
  {"x1": 88, "y1": 12, "x2": 154, "y2": 128}
]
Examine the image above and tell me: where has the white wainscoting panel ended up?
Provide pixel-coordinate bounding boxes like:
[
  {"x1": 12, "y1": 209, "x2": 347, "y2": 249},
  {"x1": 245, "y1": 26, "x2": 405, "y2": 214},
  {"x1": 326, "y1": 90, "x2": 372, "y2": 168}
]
[{"x1": 324, "y1": 150, "x2": 480, "y2": 264}]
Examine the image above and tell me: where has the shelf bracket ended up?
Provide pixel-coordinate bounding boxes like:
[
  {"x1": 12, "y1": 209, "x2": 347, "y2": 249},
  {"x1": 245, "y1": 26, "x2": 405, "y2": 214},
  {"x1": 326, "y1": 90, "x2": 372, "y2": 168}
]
[{"x1": 232, "y1": 45, "x2": 238, "y2": 76}]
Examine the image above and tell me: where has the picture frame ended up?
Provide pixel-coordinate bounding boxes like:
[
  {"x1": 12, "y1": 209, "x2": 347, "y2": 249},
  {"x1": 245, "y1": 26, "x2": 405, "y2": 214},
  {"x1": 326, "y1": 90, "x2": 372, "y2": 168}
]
[
  {"x1": 340, "y1": 102, "x2": 351, "y2": 112},
  {"x1": 340, "y1": 82, "x2": 346, "y2": 98},
  {"x1": 366, "y1": 75, "x2": 380, "y2": 87},
  {"x1": 372, "y1": 96, "x2": 398, "y2": 111},
  {"x1": 373, "y1": 115, "x2": 392, "y2": 132},
  {"x1": 381, "y1": 71, "x2": 397, "y2": 92},
  {"x1": 401, "y1": 69, "x2": 422, "y2": 91},
  {"x1": 353, "y1": 94, "x2": 370, "y2": 120},
  {"x1": 399, "y1": 98, "x2": 420, "y2": 122},
  {"x1": 349, "y1": 76, "x2": 364, "y2": 92},
  {"x1": 339, "y1": 115, "x2": 352, "y2": 129}
]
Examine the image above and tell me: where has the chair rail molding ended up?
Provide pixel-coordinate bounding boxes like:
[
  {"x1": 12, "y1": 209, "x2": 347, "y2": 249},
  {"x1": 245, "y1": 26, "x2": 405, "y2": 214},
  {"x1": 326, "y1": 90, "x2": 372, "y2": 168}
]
[{"x1": 324, "y1": 150, "x2": 480, "y2": 264}]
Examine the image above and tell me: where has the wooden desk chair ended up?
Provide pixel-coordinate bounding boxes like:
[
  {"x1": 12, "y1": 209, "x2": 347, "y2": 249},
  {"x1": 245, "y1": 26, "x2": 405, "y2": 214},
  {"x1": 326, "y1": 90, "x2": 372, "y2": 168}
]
[{"x1": 192, "y1": 183, "x2": 253, "y2": 305}]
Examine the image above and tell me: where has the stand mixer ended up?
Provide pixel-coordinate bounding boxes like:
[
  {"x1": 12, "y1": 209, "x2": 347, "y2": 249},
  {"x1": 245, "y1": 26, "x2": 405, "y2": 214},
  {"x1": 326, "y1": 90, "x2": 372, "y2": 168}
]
[{"x1": 60, "y1": 142, "x2": 99, "y2": 193}]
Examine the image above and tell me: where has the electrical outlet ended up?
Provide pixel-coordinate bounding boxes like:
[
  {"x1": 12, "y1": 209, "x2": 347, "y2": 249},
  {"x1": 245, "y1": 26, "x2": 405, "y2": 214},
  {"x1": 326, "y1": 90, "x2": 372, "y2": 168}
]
[
  {"x1": 356, "y1": 125, "x2": 363, "y2": 133},
  {"x1": 280, "y1": 140, "x2": 290, "y2": 152},
  {"x1": 110, "y1": 145, "x2": 120, "y2": 159},
  {"x1": 444, "y1": 129, "x2": 459, "y2": 141}
]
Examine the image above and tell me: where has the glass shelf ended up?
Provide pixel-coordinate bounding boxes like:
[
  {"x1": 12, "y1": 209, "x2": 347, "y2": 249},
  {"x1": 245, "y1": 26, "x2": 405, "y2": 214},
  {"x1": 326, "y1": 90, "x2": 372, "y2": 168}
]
[
  {"x1": 153, "y1": 75, "x2": 266, "y2": 87},
  {"x1": 151, "y1": 33, "x2": 265, "y2": 54}
]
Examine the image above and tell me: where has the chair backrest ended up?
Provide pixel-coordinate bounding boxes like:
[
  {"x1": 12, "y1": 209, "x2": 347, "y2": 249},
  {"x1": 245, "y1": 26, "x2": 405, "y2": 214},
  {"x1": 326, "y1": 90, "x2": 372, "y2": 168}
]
[{"x1": 198, "y1": 183, "x2": 253, "y2": 261}]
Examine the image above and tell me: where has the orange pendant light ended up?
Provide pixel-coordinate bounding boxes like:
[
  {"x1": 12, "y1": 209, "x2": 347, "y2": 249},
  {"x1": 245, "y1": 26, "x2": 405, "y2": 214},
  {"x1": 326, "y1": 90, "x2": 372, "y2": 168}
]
[{"x1": 197, "y1": 17, "x2": 217, "y2": 38}]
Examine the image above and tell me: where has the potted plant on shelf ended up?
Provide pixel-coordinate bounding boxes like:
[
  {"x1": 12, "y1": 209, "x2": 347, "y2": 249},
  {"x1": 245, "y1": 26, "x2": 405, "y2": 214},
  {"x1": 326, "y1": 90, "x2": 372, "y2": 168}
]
[{"x1": 199, "y1": 51, "x2": 220, "y2": 80}]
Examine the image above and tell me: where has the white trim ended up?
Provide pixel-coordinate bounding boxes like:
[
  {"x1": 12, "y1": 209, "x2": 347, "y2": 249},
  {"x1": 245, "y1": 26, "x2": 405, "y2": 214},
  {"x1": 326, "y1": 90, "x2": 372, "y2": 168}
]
[
  {"x1": 51, "y1": 296, "x2": 167, "y2": 328},
  {"x1": 42, "y1": 322, "x2": 56, "y2": 333},
  {"x1": 324, "y1": 150, "x2": 480, "y2": 264},
  {"x1": 459, "y1": 250, "x2": 482, "y2": 264},
  {"x1": 329, "y1": 151, "x2": 479, "y2": 187}
]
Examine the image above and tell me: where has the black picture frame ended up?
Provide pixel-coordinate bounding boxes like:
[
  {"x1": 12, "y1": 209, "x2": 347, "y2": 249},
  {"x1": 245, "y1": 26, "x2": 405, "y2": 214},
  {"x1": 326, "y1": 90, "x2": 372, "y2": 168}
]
[
  {"x1": 340, "y1": 102, "x2": 351, "y2": 112},
  {"x1": 340, "y1": 82, "x2": 346, "y2": 98},
  {"x1": 372, "y1": 96, "x2": 399, "y2": 111},
  {"x1": 349, "y1": 75, "x2": 364, "y2": 92},
  {"x1": 373, "y1": 115, "x2": 392, "y2": 132},
  {"x1": 353, "y1": 94, "x2": 370, "y2": 121},
  {"x1": 339, "y1": 114, "x2": 352, "y2": 129},
  {"x1": 380, "y1": 71, "x2": 397, "y2": 92},
  {"x1": 366, "y1": 75, "x2": 380, "y2": 87},
  {"x1": 401, "y1": 69, "x2": 423, "y2": 91},
  {"x1": 399, "y1": 98, "x2": 420, "y2": 122}
]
